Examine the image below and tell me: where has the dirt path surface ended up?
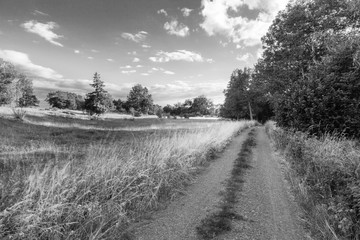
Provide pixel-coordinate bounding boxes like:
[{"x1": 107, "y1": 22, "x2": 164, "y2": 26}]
[
  {"x1": 218, "y1": 127, "x2": 307, "y2": 240},
  {"x1": 131, "y1": 128, "x2": 251, "y2": 240},
  {"x1": 131, "y1": 127, "x2": 307, "y2": 240}
]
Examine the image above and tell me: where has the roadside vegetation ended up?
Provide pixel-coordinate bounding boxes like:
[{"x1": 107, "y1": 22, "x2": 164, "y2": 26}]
[
  {"x1": 266, "y1": 121, "x2": 360, "y2": 239},
  {"x1": 0, "y1": 116, "x2": 255, "y2": 239}
]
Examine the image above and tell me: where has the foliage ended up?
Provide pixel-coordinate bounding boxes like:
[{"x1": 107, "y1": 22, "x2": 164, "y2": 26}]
[
  {"x1": 254, "y1": 0, "x2": 360, "y2": 137},
  {"x1": 84, "y1": 72, "x2": 113, "y2": 116},
  {"x1": 11, "y1": 108, "x2": 27, "y2": 120},
  {"x1": 268, "y1": 125, "x2": 360, "y2": 239},
  {"x1": 126, "y1": 84, "x2": 154, "y2": 114},
  {"x1": 46, "y1": 91, "x2": 84, "y2": 110},
  {"x1": 191, "y1": 95, "x2": 213, "y2": 116},
  {"x1": 113, "y1": 98, "x2": 127, "y2": 113},
  {"x1": 0, "y1": 59, "x2": 39, "y2": 107}
]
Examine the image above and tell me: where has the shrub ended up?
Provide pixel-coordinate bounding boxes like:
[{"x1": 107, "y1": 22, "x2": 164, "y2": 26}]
[
  {"x1": 11, "y1": 108, "x2": 27, "y2": 121},
  {"x1": 269, "y1": 125, "x2": 360, "y2": 239}
]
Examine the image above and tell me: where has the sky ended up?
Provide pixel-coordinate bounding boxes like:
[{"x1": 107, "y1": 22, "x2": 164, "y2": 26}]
[{"x1": 0, "y1": 0, "x2": 289, "y2": 106}]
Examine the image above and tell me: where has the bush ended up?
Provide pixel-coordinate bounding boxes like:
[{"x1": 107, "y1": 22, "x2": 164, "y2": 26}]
[
  {"x1": 269, "y1": 125, "x2": 360, "y2": 239},
  {"x1": 11, "y1": 108, "x2": 27, "y2": 121}
]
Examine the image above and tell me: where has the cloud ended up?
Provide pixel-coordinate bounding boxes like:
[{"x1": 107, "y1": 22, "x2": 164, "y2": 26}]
[
  {"x1": 157, "y1": 9, "x2": 168, "y2": 16},
  {"x1": 128, "y1": 51, "x2": 137, "y2": 55},
  {"x1": 107, "y1": 58, "x2": 114, "y2": 62},
  {"x1": 236, "y1": 53, "x2": 252, "y2": 61},
  {"x1": 121, "y1": 31, "x2": 148, "y2": 43},
  {"x1": 142, "y1": 44, "x2": 151, "y2": 48},
  {"x1": 74, "y1": 49, "x2": 80, "y2": 54},
  {"x1": 136, "y1": 65, "x2": 143, "y2": 68},
  {"x1": 149, "y1": 80, "x2": 227, "y2": 105},
  {"x1": 87, "y1": 56, "x2": 94, "y2": 60},
  {"x1": 32, "y1": 10, "x2": 49, "y2": 16},
  {"x1": 181, "y1": 8, "x2": 193, "y2": 17},
  {"x1": 121, "y1": 70, "x2": 136, "y2": 74},
  {"x1": 149, "y1": 50, "x2": 211, "y2": 63},
  {"x1": 133, "y1": 57, "x2": 140, "y2": 63},
  {"x1": 141, "y1": 73, "x2": 150, "y2": 76},
  {"x1": 21, "y1": 20, "x2": 63, "y2": 47},
  {"x1": 164, "y1": 19, "x2": 190, "y2": 37},
  {"x1": 0, "y1": 49, "x2": 63, "y2": 79},
  {"x1": 120, "y1": 65, "x2": 132, "y2": 69},
  {"x1": 164, "y1": 70, "x2": 175, "y2": 75},
  {"x1": 200, "y1": 0, "x2": 289, "y2": 46},
  {"x1": 91, "y1": 49, "x2": 99, "y2": 53}
]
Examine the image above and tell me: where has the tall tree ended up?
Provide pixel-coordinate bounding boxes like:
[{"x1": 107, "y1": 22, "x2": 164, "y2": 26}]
[
  {"x1": 126, "y1": 84, "x2": 153, "y2": 114},
  {"x1": 190, "y1": 95, "x2": 213, "y2": 116},
  {"x1": 84, "y1": 72, "x2": 113, "y2": 116},
  {"x1": 221, "y1": 68, "x2": 253, "y2": 120}
]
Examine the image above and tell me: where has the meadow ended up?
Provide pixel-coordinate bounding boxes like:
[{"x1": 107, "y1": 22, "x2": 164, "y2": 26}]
[
  {"x1": 266, "y1": 121, "x2": 360, "y2": 240},
  {"x1": 0, "y1": 108, "x2": 255, "y2": 239}
]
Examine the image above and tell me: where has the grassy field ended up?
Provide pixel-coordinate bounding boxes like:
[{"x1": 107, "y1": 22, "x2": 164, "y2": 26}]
[
  {"x1": 266, "y1": 121, "x2": 360, "y2": 240},
  {"x1": 0, "y1": 109, "x2": 255, "y2": 239}
]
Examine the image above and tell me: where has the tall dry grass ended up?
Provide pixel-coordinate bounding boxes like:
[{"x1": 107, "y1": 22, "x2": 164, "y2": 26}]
[
  {"x1": 266, "y1": 121, "x2": 360, "y2": 240},
  {"x1": 0, "y1": 120, "x2": 255, "y2": 239}
]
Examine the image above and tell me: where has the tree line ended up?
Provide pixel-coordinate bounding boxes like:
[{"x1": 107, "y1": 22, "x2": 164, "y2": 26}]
[{"x1": 221, "y1": 0, "x2": 360, "y2": 138}]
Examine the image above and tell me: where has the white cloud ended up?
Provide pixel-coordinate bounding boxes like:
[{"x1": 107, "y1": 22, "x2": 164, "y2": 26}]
[
  {"x1": 164, "y1": 70, "x2": 175, "y2": 75},
  {"x1": 141, "y1": 73, "x2": 150, "y2": 76},
  {"x1": 91, "y1": 49, "x2": 99, "y2": 53},
  {"x1": 200, "y1": 0, "x2": 289, "y2": 46},
  {"x1": 128, "y1": 51, "x2": 137, "y2": 55},
  {"x1": 133, "y1": 57, "x2": 140, "y2": 63},
  {"x1": 121, "y1": 31, "x2": 148, "y2": 43},
  {"x1": 121, "y1": 70, "x2": 136, "y2": 74},
  {"x1": 87, "y1": 56, "x2": 94, "y2": 60},
  {"x1": 0, "y1": 49, "x2": 63, "y2": 79},
  {"x1": 181, "y1": 8, "x2": 193, "y2": 17},
  {"x1": 21, "y1": 20, "x2": 63, "y2": 47},
  {"x1": 157, "y1": 9, "x2": 168, "y2": 16},
  {"x1": 107, "y1": 58, "x2": 114, "y2": 62},
  {"x1": 236, "y1": 53, "x2": 252, "y2": 61},
  {"x1": 164, "y1": 19, "x2": 190, "y2": 37},
  {"x1": 136, "y1": 65, "x2": 143, "y2": 68},
  {"x1": 32, "y1": 10, "x2": 49, "y2": 16},
  {"x1": 120, "y1": 65, "x2": 132, "y2": 69},
  {"x1": 74, "y1": 49, "x2": 80, "y2": 54},
  {"x1": 149, "y1": 50, "x2": 211, "y2": 63},
  {"x1": 142, "y1": 44, "x2": 151, "y2": 48}
]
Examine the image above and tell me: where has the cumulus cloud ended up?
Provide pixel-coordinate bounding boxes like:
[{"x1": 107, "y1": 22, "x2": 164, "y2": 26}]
[
  {"x1": 133, "y1": 57, "x2": 140, "y2": 63},
  {"x1": 91, "y1": 49, "x2": 99, "y2": 53},
  {"x1": 164, "y1": 19, "x2": 190, "y2": 37},
  {"x1": 236, "y1": 53, "x2": 252, "y2": 61},
  {"x1": 121, "y1": 70, "x2": 136, "y2": 74},
  {"x1": 121, "y1": 31, "x2": 148, "y2": 43},
  {"x1": 0, "y1": 49, "x2": 63, "y2": 79},
  {"x1": 157, "y1": 9, "x2": 168, "y2": 16},
  {"x1": 87, "y1": 56, "x2": 94, "y2": 60},
  {"x1": 149, "y1": 50, "x2": 211, "y2": 63},
  {"x1": 21, "y1": 20, "x2": 63, "y2": 47},
  {"x1": 74, "y1": 49, "x2": 80, "y2": 54},
  {"x1": 181, "y1": 8, "x2": 193, "y2": 17},
  {"x1": 164, "y1": 70, "x2": 175, "y2": 75},
  {"x1": 120, "y1": 65, "x2": 132, "y2": 69},
  {"x1": 200, "y1": 0, "x2": 289, "y2": 46},
  {"x1": 107, "y1": 58, "x2": 114, "y2": 62},
  {"x1": 142, "y1": 44, "x2": 151, "y2": 48}
]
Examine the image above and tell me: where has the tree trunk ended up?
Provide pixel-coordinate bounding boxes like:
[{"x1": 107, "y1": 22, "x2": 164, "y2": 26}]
[{"x1": 248, "y1": 102, "x2": 253, "y2": 121}]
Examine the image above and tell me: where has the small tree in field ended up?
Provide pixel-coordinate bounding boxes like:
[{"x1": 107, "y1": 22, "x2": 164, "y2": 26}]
[{"x1": 84, "y1": 72, "x2": 113, "y2": 116}]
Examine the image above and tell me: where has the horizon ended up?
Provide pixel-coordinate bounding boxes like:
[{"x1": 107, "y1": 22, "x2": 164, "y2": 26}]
[{"x1": 0, "y1": 0, "x2": 289, "y2": 106}]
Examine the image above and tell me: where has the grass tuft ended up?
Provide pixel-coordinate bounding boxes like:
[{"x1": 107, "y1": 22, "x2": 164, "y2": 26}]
[{"x1": 196, "y1": 128, "x2": 257, "y2": 239}]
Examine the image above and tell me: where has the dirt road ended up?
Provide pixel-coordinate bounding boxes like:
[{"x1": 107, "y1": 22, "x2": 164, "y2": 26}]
[{"x1": 131, "y1": 127, "x2": 307, "y2": 240}]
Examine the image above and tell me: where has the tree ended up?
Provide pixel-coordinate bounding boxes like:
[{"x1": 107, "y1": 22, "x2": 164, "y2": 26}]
[
  {"x1": 0, "y1": 59, "x2": 39, "y2": 106},
  {"x1": 126, "y1": 84, "x2": 153, "y2": 114},
  {"x1": 221, "y1": 68, "x2": 253, "y2": 120},
  {"x1": 46, "y1": 91, "x2": 84, "y2": 110},
  {"x1": 113, "y1": 99, "x2": 127, "y2": 113},
  {"x1": 190, "y1": 95, "x2": 213, "y2": 116},
  {"x1": 254, "y1": 0, "x2": 360, "y2": 136},
  {"x1": 84, "y1": 72, "x2": 113, "y2": 116}
]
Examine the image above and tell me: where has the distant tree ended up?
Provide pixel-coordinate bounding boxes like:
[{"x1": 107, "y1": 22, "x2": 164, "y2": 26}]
[
  {"x1": 113, "y1": 98, "x2": 127, "y2": 113},
  {"x1": 190, "y1": 95, "x2": 213, "y2": 116},
  {"x1": 46, "y1": 91, "x2": 84, "y2": 110},
  {"x1": 16, "y1": 76, "x2": 39, "y2": 107},
  {"x1": 126, "y1": 84, "x2": 153, "y2": 114},
  {"x1": 84, "y1": 72, "x2": 113, "y2": 116},
  {"x1": 163, "y1": 104, "x2": 173, "y2": 114}
]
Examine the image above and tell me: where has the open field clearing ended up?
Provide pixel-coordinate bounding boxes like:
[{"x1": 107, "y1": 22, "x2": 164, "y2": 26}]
[{"x1": 0, "y1": 114, "x2": 255, "y2": 239}]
